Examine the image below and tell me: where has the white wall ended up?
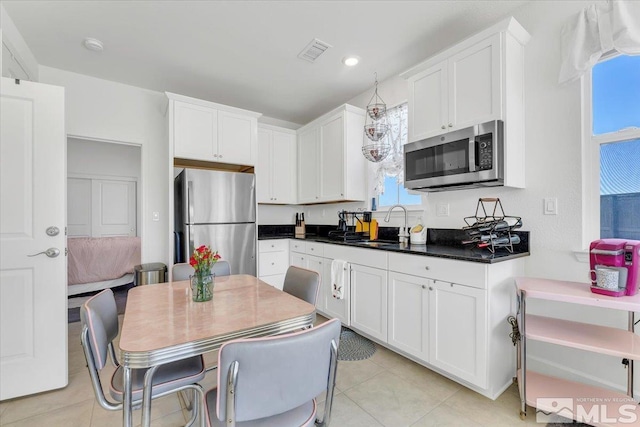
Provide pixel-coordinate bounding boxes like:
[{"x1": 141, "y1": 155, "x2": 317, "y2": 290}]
[
  {"x1": 39, "y1": 66, "x2": 168, "y2": 264},
  {"x1": 0, "y1": 4, "x2": 39, "y2": 81}
]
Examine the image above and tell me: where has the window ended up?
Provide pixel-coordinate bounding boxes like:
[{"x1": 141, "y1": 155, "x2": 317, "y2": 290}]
[
  {"x1": 587, "y1": 54, "x2": 640, "y2": 242},
  {"x1": 373, "y1": 103, "x2": 422, "y2": 209}
]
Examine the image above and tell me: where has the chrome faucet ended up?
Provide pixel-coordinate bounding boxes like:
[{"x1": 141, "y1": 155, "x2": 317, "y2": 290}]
[{"x1": 384, "y1": 204, "x2": 409, "y2": 244}]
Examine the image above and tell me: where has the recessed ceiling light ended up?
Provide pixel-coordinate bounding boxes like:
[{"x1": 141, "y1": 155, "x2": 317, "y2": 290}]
[
  {"x1": 83, "y1": 37, "x2": 104, "y2": 52},
  {"x1": 342, "y1": 56, "x2": 360, "y2": 67}
]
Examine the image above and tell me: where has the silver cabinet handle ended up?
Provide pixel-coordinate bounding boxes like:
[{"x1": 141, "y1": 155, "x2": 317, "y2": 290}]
[
  {"x1": 422, "y1": 285, "x2": 426, "y2": 289},
  {"x1": 441, "y1": 125, "x2": 446, "y2": 130},
  {"x1": 424, "y1": 266, "x2": 430, "y2": 270},
  {"x1": 28, "y1": 248, "x2": 60, "y2": 258},
  {"x1": 219, "y1": 155, "x2": 223, "y2": 158},
  {"x1": 429, "y1": 286, "x2": 433, "y2": 291},
  {"x1": 448, "y1": 123, "x2": 453, "y2": 127}
]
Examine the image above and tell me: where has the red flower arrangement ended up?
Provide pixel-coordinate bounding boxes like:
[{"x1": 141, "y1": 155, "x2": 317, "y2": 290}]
[{"x1": 189, "y1": 245, "x2": 221, "y2": 274}]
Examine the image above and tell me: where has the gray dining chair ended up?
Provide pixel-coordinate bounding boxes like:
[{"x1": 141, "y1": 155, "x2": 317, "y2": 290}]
[
  {"x1": 80, "y1": 289, "x2": 205, "y2": 425},
  {"x1": 172, "y1": 261, "x2": 231, "y2": 281},
  {"x1": 282, "y1": 265, "x2": 320, "y2": 306},
  {"x1": 204, "y1": 318, "x2": 341, "y2": 427}
]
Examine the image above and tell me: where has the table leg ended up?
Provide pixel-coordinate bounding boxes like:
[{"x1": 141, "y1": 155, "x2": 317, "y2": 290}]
[
  {"x1": 141, "y1": 365, "x2": 160, "y2": 427},
  {"x1": 123, "y1": 366, "x2": 132, "y2": 427}
]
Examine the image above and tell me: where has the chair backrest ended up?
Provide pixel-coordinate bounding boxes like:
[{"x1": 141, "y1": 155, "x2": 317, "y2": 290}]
[
  {"x1": 212, "y1": 260, "x2": 231, "y2": 277},
  {"x1": 216, "y1": 318, "x2": 341, "y2": 424},
  {"x1": 80, "y1": 289, "x2": 119, "y2": 370},
  {"x1": 172, "y1": 263, "x2": 194, "y2": 281},
  {"x1": 282, "y1": 266, "x2": 320, "y2": 306}
]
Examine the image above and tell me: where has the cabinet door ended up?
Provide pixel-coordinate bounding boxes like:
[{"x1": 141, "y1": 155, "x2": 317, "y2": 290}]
[
  {"x1": 448, "y1": 34, "x2": 501, "y2": 130},
  {"x1": 271, "y1": 131, "x2": 297, "y2": 204},
  {"x1": 350, "y1": 264, "x2": 387, "y2": 342},
  {"x1": 256, "y1": 128, "x2": 272, "y2": 203},
  {"x1": 408, "y1": 60, "x2": 447, "y2": 142},
  {"x1": 173, "y1": 101, "x2": 217, "y2": 160},
  {"x1": 218, "y1": 111, "x2": 254, "y2": 165},
  {"x1": 429, "y1": 281, "x2": 487, "y2": 388},
  {"x1": 306, "y1": 255, "x2": 325, "y2": 311},
  {"x1": 289, "y1": 252, "x2": 307, "y2": 268},
  {"x1": 297, "y1": 127, "x2": 320, "y2": 203},
  {"x1": 388, "y1": 272, "x2": 429, "y2": 361},
  {"x1": 319, "y1": 114, "x2": 344, "y2": 201},
  {"x1": 323, "y1": 259, "x2": 349, "y2": 326}
]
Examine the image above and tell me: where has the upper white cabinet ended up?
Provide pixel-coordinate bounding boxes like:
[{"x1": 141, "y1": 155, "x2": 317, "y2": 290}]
[
  {"x1": 401, "y1": 17, "x2": 530, "y2": 188},
  {"x1": 257, "y1": 124, "x2": 297, "y2": 204},
  {"x1": 296, "y1": 104, "x2": 366, "y2": 204},
  {"x1": 167, "y1": 92, "x2": 261, "y2": 166}
]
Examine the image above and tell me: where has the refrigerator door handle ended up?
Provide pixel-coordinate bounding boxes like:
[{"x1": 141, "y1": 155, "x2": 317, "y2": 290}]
[{"x1": 186, "y1": 180, "x2": 193, "y2": 224}]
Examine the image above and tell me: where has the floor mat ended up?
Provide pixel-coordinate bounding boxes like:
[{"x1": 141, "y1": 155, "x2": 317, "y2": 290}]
[
  {"x1": 67, "y1": 283, "x2": 132, "y2": 323},
  {"x1": 338, "y1": 327, "x2": 376, "y2": 361}
]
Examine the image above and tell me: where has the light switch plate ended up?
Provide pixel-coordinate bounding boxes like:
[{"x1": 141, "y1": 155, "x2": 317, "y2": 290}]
[
  {"x1": 436, "y1": 203, "x2": 450, "y2": 217},
  {"x1": 544, "y1": 198, "x2": 558, "y2": 215}
]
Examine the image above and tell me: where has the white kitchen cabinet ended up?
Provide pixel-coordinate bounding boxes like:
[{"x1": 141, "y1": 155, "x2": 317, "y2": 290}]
[
  {"x1": 257, "y1": 124, "x2": 297, "y2": 204},
  {"x1": 429, "y1": 280, "x2": 487, "y2": 388},
  {"x1": 296, "y1": 104, "x2": 366, "y2": 204},
  {"x1": 258, "y1": 239, "x2": 289, "y2": 290},
  {"x1": 306, "y1": 255, "x2": 325, "y2": 311},
  {"x1": 297, "y1": 127, "x2": 320, "y2": 203},
  {"x1": 290, "y1": 252, "x2": 306, "y2": 269},
  {"x1": 350, "y1": 264, "x2": 388, "y2": 342},
  {"x1": 167, "y1": 92, "x2": 261, "y2": 166},
  {"x1": 387, "y1": 271, "x2": 430, "y2": 361},
  {"x1": 322, "y1": 259, "x2": 350, "y2": 325},
  {"x1": 401, "y1": 17, "x2": 530, "y2": 188}
]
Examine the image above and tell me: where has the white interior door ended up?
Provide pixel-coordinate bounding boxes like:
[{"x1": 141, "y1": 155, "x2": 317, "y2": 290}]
[{"x1": 0, "y1": 77, "x2": 67, "y2": 400}]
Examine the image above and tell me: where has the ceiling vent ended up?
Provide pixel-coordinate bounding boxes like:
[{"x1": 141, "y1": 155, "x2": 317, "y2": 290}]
[{"x1": 298, "y1": 38, "x2": 333, "y2": 63}]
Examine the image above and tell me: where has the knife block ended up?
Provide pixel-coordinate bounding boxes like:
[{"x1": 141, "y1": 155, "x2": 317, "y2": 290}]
[{"x1": 295, "y1": 221, "x2": 306, "y2": 237}]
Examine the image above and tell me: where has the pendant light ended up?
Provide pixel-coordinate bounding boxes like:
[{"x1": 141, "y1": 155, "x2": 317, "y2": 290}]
[{"x1": 362, "y1": 73, "x2": 391, "y2": 162}]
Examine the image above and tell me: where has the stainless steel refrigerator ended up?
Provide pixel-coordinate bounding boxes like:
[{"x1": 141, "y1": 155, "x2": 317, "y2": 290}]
[{"x1": 174, "y1": 168, "x2": 256, "y2": 275}]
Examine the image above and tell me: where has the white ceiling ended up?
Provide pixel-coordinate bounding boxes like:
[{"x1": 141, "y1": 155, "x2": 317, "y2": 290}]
[{"x1": 3, "y1": 0, "x2": 529, "y2": 125}]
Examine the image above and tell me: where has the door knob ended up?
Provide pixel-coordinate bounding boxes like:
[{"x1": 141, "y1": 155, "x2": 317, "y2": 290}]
[{"x1": 28, "y1": 248, "x2": 60, "y2": 258}]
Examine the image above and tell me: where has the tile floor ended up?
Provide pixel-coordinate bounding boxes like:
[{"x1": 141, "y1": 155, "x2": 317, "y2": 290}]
[{"x1": 0, "y1": 315, "x2": 540, "y2": 427}]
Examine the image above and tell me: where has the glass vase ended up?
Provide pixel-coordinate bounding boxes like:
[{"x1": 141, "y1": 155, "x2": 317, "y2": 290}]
[{"x1": 191, "y1": 270, "x2": 214, "y2": 302}]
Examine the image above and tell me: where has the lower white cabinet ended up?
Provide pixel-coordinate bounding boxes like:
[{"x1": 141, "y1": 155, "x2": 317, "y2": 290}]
[
  {"x1": 387, "y1": 272, "x2": 429, "y2": 361},
  {"x1": 429, "y1": 280, "x2": 487, "y2": 388},
  {"x1": 258, "y1": 240, "x2": 288, "y2": 290},
  {"x1": 350, "y1": 264, "x2": 388, "y2": 342},
  {"x1": 306, "y1": 254, "x2": 326, "y2": 312}
]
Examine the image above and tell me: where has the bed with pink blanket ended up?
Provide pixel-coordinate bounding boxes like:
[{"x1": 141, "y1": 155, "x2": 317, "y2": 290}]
[{"x1": 68, "y1": 236, "x2": 141, "y2": 296}]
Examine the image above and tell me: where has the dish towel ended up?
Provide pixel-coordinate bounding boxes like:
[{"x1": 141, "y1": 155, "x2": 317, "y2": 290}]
[{"x1": 331, "y1": 259, "x2": 348, "y2": 300}]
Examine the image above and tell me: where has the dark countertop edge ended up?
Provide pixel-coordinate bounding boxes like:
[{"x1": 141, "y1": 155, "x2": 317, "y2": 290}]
[{"x1": 258, "y1": 234, "x2": 530, "y2": 264}]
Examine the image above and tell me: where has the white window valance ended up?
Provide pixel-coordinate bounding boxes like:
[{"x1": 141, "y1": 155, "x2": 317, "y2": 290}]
[
  {"x1": 373, "y1": 103, "x2": 407, "y2": 196},
  {"x1": 559, "y1": 0, "x2": 640, "y2": 84}
]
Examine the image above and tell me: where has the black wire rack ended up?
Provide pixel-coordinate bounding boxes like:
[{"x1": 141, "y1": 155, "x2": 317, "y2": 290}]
[{"x1": 462, "y1": 198, "x2": 522, "y2": 253}]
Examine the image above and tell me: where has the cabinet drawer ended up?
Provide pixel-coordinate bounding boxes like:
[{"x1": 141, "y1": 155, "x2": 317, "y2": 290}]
[
  {"x1": 258, "y1": 252, "x2": 288, "y2": 276},
  {"x1": 259, "y1": 239, "x2": 288, "y2": 253},
  {"x1": 388, "y1": 253, "x2": 486, "y2": 289},
  {"x1": 290, "y1": 240, "x2": 306, "y2": 253},
  {"x1": 324, "y1": 244, "x2": 387, "y2": 270},
  {"x1": 306, "y1": 242, "x2": 324, "y2": 257}
]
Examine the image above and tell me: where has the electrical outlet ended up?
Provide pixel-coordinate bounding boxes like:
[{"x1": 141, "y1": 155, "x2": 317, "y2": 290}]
[
  {"x1": 436, "y1": 203, "x2": 450, "y2": 217},
  {"x1": 544, "y1": 198, "x2": 558, "y2": 215}
]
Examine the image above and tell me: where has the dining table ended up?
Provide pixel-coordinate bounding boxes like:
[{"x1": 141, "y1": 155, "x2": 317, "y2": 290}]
[{"x1": 118, "y1": 274, "x2": 317, "y2": 427}]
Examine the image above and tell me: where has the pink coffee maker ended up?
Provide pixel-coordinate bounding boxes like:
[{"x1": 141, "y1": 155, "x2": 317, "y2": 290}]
[{"x1": 590, "y1": 239, "x2": 640, "y2": 297}]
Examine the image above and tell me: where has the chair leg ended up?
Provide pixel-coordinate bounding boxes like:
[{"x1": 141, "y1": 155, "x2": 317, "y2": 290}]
[{"x1": 179, "y1": 389, "x2": 193, "y2": 411}]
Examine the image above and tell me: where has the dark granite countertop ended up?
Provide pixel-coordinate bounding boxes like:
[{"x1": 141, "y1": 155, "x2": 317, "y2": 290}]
[{"x1": 258, "y1": 224, "x2": 530, "y2": 264}]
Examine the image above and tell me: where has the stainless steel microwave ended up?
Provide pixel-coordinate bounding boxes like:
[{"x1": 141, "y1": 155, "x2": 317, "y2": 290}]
[{"x1": 404, "y1": 120, "x2": 504, "y2": 192}]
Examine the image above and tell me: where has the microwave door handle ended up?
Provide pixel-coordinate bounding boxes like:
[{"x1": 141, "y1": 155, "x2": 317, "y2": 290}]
[{"x1": 468, "y1": 139, "x2": 476, "y2": 172}]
